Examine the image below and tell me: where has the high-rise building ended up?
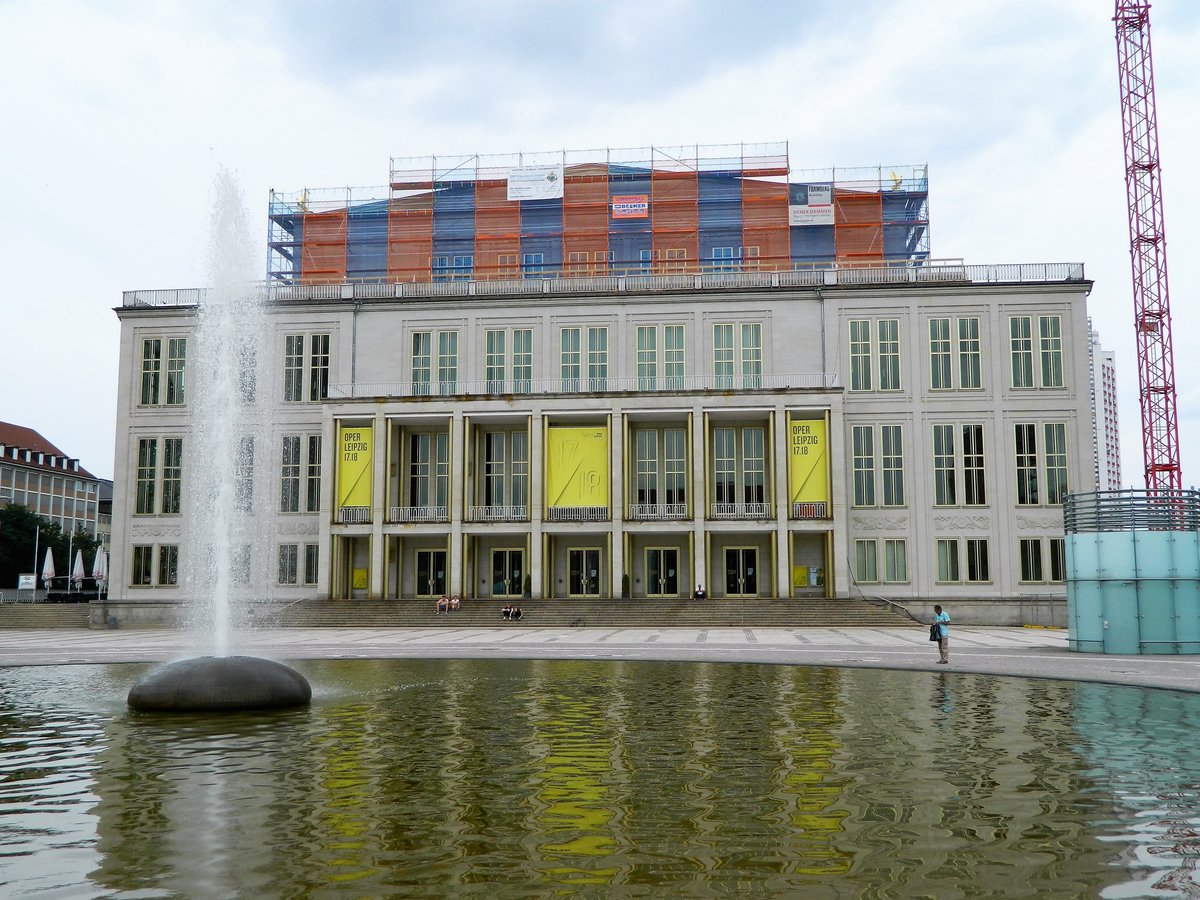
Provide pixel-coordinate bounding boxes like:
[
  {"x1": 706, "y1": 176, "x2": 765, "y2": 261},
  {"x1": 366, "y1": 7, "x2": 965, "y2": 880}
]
[{"x1": 1088, "y1": 323, "x2": 1122, "y2": 490}]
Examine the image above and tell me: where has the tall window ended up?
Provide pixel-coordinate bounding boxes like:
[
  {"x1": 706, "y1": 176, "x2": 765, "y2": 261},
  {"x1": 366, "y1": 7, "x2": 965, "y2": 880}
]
[
  {"x1": 713, "y1": 324, "x2": 735, "y2": 389},
  {"x1": 412, "y1": 331, "x2": 432, "y2": 395},
  {"x1": 140, "y1": 339, "x2": 161, "y2": 406},
  {"x1": 932, "y1": 425, "x2": 956, "y2": 506},
  {"x1": 1010, "y1": 317, "x2": 1035, "y2": 387},
  {"x1": 278, "y1": 544, "x2": 299, "y2": 585},
  {"x1": 235, "y1": 436, "x2": 254, "y2": 512},
  {"x1": 629, "y1": 427, "x2": 686, "y2": 510},
  {"x1": 1044, "y1": 423, "x2": 1068, "y2": 504},
  {"x1": 664, "y1": 324, "x2": 685, "y2": 389},
  {"x1": 309, "y1": 334, "x2": 329, "y2": 401},
  {"x1": 131, "y1": 545, "x2": 153, "y2": 585},
  {"x1": 304, "y1": 544, "x2": 320, "y2": 585},
  {"x1": 855, "y1": 540, "x2": 878, "y2": 582},
  {"x1": 852, "y1": 425, "x2": 875, "y2": 507},
  {"x1": 742, "y1": 428, "x2": 766, "y2": 503},
  {"x1": 306, "y1": 435, "x2": 322, "y2": 513},
  {"x1": 665, "y1": 429, "x2": 687, "y2": 505},
  {"x1": 635, "y1": 430, "x2": 658, "y2": 504},
  {"x1": 484, "y1": 327, "x2": 532, "y2": 394},
  {"x1": 741, "y1": 323, "x2": 762, "y2": 389},
  {"x1": 135, "y1": 438, "x2": 157, "y2": 515},
  {"x1": 161, "y1": 438, "x2": 183, "y2": 515},
  {"x1": 280, "y1": 435, "x2": 301, "y2": 513},
  {"x1": 966, "y1": 538, "x2": 990, "y2": 582},
  {"x1": 561, "y1": 327, "x2": 581, "y2": 392},
  {"x1": 1015, "y1": 423, "x2": 1039, "y2": 504},
  {"x1": 282, "y1": 333, "x2": 331, "y2": 402},
  {"x1": 284, "y1": 335, "x2": 305, "y2": 401},
  {"x1": 482, "y1": 431, "x2": 528, "y2": 509},
  {"x1": 437, "y1": 330, "x2": 458, "y2": 394},
  {"x1": 587, "y1": 326, "x2": 608, "y2": 391},
  {"x1": 157, "y1": 545, "x2": 179, "y2": 586},
  {"x1": 878, "y1": 320, "x2": 901, "y2": 390},
  {"x1": 884, "y1": 539, "x2": 908, "y2": 583},
  {"x1": 513, "y1": 328, "x2": 533, "y2": 392},
  {"x1": 962, "y1": 425, "x2": 986, "y2": 506},
  {"x1": 1019, "y1": 538, "x2": 1043, "y2": 582},
  {"x1": 711, "y1": 426, "x2": 765, "y2": 505},
  {"x1": 1050, "y1": 538, "x2": 1066, "y2": 582},
  {"x1": 1039, "y1": 315, "x2": 1064, "y2": 387},
  {"x1": 958, "y1": 318, "x2": 981, "y2": 389},
  {"x1": 880, "y1": 425, "x2": 904, "y2": 506},
  {"x1": 637, "y1": 326, "x2": 657, "y2": 390},
  {"x1": 937, "y1": 539, "x2": 960, "y2": 582},
  {"x1": 486, "y1": 329, "x2": 506, "y2": 393},
  {"x1": 850, "y1": 320, "x2": 872, "y2": 391},
  {"x1": 929, "y1": 318, "x2": 952, "y2": 390},
  {"x1": 408, "y1": 432, "x2": 450, "y2": 508}
]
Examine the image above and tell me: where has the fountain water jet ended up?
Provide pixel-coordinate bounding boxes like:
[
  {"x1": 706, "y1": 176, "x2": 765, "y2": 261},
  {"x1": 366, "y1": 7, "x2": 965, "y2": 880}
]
[{"x1": 129, "y1": 168, "x2": 310, "y2": 711}]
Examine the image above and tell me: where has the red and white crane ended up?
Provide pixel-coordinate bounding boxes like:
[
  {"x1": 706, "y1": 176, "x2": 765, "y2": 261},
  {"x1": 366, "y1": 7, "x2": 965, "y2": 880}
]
[{"x1": 1114, "y1": 1, "x2": 1182, "y2": 491}]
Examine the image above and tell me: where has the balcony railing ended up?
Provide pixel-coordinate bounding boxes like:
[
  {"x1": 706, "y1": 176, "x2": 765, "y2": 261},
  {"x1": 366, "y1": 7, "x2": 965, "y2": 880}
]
[
  {"x1": 336, "y1": 506, "x2": 371, "y2": 525},
  {"x1": 122, "y1": 260, "x2": 1087, "y2": 308},
  {"x1": 628, "y1": 503, "x2": 689, "y2": 521},
  {"x1": 709, "y1": 502, "x2": 774, "y2": 520},
  {"x1": 545, "y1": 506, "x2": 611, "y2": 523},
  {"x1": 468, "y1": 505, "x2": 529, "y2": 522},
  {"x1": 791, "y1": 501, "x2": 830, "y2": 520},
  {"x1": 388, "y1": 505, "x2": 449, "y2": 524}
]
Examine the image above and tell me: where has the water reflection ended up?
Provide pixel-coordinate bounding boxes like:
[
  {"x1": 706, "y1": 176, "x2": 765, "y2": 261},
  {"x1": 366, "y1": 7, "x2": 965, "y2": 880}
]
[{"x1": 1, "y1": 660, "x2": 1198, "y2": 896}]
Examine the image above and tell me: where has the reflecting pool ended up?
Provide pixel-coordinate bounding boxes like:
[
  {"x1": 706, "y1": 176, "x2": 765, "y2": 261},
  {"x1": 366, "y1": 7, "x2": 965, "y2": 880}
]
[{"x1": 2, "y1": 659, "x2": 1199, "y2": 897}]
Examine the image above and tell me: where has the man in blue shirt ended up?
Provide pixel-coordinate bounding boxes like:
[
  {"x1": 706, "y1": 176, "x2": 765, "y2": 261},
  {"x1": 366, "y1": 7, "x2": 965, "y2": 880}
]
[{"x1": 933, "y1": 605, "x2": 951, "y2": 664}]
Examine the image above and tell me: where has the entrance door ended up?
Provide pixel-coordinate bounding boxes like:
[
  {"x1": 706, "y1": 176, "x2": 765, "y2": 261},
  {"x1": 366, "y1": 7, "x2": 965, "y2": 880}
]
[
  {"x1": 724, "y1": 547, "x2": 758, "y2": 597},
  {"x1": 646, "y1": 547, "x2": 679, "y2": 597},
  {"x1": 568, "y1": 548, "x2": 602, "y2": 596},
  {"x1": 491, "y1": 549, "x2": 524, "y2": 597},
  {"x1": 415, "y1": 549, "x2": 447, "y2": 597}
]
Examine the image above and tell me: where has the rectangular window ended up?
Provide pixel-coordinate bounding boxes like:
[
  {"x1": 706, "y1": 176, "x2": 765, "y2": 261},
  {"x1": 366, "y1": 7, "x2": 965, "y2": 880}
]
[
  {"x1": 713, "y1": 324, "x2": 734, "y2": 389},
  {"x1": 306, "y1": 435, "x2": 322, "y2": 513},
  {"x1": 588, "y1": 326, "x2": 608, "y2": 391},
  {"x1": 1010, "y1": 316, "x2": 1034, "y2": 388},
  {"x1": 711, "y1": 246, "x2": 736, "y2": 273},
  {"x1": 280, "y1": 435, "x2": 301, "y2": 513},
  {"x1": 1044, "y1": 423, "x2": 1068, "y2": 504},
  {"x1": 713, "y1": 427, "x2": 736, "y2": 504},
  {"x1": 880, "y1": 425, "x2": 904, "y2": 506},
  {"x1": 278, "y1": 544, "x2": 298, "y2": 585},
  {"x1": 1020, "y1": 538, "x2": 1044, "y2": 582},
  {"x1": 884, "y1": 539, "x2": 908, "y2": 583},
  {"x1": 309, "y1": 333, "x2": 330, "y2": 401},
  {"x1": 437, "y1": 330, "x2": 458, "y2": 395},
  {"x1": 1039, "y1": 315, "x2": 1063, "y2": 387},
  {"x1": 932, "y1": 425, "x2": 956, "y2": 506},
  {"x1": 561, "y1": 327, "x2": 581, "y2": 392},
  {"x1": 158, "y1": 544, "x2": 178, "y2": 586},
  {"x1": 135, "y1": 438, "x2": 157, "y2": 515},
  {"x1": 637, "y1": 325, "x2": 657, "y2": 391},
  {"x1": 852, "y1": 425, "x2": 875, "y2": 507},
  {"x1": 486, "y1": 329, "x2": 506, "y2": 393},
  {"x1": 664, "y1": 428, "x2": 687, "y2": 506},
  {"x1": 304, "y1": 544, "x2": 319, "y2": 585},
  {"x1": 513, "y1": 328, "x2": 533, "y2": 393},
  {"x1": 966, "y1": 538, "x2": 990, "y2": 582},
  {"x1": 238, "y1": 338, "x2": 257, "y2": 405},
  {"x1": 131, "y1": 545, "x2": 153, "y2": 585},
  {"x1": 140, "y1": 339, "x2": 162, "y2": 405},
  {"x1": 741, "y1": 323, "x2": 762, "y2": 389},
  {"x1": 958, "y1": 318, "x2": 981, "y2": 389},
  {"x1": 165, "y1": 338, "x2": 187, "y2": 405},
  {"x1": 855, "y1": 540, "x2": 878, "y2": 583},
  {"x1": 849, "y1": 320, "x2": 872, "y2": 391},
  {"x1": 664, "y1": 324, "x2": 685, "y2": 389},
  {"x1": 1049, "y1": 538, "x2": 1066, "y2": 582},
  {"x1": 878, "y1": 319, "x2": 901, "y2": 391},
  {"x1": 412, "y1": 331, "x2": 432, "y2": 395},
  {"x1": 161, "y1": 438, "x2": 182, "y2": 515},
  {"x1": 937, "y1": 539, "x2": 960, "y2": 582},
  {"x1": 284, "y1": 335, "x2": 305, "y2": 402},
  {"x1": 962, "y1": 424, "x2": 986, "y2": 506},
  {"x1": 484, "y1": 432, "x2": 507, "y2": 506},
  {"x1": 635, "y1": 430, "x2": 658, "y2": 504},
  {"x1": 522, "y1": 252, "x2": 545, "y2": 278},
  {"x1": 1015, "y1": 424, "x2": 1039, "y2": 504},
  {"x1": 742, "y1": 427, "x2": 766, "y2": 504},
  {"x1": 408, "y1": 432, "x2": 450, "y2": 508},
  {"x1": 235, "y1": 436, "x2": 254, "y2": 512},
  {"x1": 929, "y1": 318, "x2": 952, "y2": 390}
]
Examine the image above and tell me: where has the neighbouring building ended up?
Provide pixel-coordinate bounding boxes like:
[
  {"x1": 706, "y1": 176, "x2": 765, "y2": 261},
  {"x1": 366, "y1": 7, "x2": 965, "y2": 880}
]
[
  {"x1": 0, "y1": 421, "x2": 103, "y2": 537},
  {"x1": 109, "y1": 143, "x2": 1095, "y2": 623},
  {"x1": 1089, "y1": 322, "x2": 1122, "y2": 490}
]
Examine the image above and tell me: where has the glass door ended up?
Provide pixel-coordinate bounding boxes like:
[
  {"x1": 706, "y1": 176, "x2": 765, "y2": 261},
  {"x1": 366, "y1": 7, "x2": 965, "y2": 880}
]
[
  {"x1": 646, "y1": 547, "x2": 679, "y2": 597},
  {"x1": 415, "y1": 549, "x2": 447, "y2": 597},
  {"x1": 724, "y1": 547, "x2": 758, "y2": 597},
  {"x1": 568, "y1": 548, "x2": 602, "y2": 596},
  {"x1": 491, "y1": 549, "x2": 524, "y2": 597}
]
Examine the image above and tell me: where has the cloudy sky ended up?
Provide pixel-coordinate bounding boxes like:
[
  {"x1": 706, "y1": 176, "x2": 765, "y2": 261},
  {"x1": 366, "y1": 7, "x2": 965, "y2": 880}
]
[{"x1": 2, "y1": 0, "x2": 1198, "y2": 485}]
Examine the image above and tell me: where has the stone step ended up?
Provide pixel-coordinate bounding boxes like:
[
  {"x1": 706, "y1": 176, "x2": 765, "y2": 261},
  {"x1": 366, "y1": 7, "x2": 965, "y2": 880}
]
[{"x1": 0, "y1": 603, "x2": 93, "y2": 629}]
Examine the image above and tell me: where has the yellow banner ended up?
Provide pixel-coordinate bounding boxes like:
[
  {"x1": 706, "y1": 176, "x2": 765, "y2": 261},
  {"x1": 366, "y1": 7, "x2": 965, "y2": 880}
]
[
  {"x1": 788, "y1": 419, "x2": 828, "y2": 507},
  {"x1": 546, "y1": 427, "x2": 609, "y2": 507},
  {"x1": 337, "y1": 425, "x2": 373, "y2": 508}
]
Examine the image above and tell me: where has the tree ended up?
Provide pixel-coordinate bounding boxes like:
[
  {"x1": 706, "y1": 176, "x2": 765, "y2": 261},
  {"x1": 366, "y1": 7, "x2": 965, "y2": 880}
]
[{"x1": 0, "y1": 505, "x2": 102, "y2": 591}]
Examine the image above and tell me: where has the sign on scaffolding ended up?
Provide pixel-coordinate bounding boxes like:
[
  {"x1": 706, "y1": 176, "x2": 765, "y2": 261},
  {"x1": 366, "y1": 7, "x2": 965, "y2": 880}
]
[
  {"x1": 507, "y1": 165, "x2": 564, "y2": 201},
  {"x1": 788, "y1": 183, "x2": 834, "y2": 226}
]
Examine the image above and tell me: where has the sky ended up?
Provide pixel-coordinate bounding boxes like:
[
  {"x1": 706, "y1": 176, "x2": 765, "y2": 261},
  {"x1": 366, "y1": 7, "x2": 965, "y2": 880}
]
[{"x1": 1, "y1": 0, "x2": 1198, "y2": 485}]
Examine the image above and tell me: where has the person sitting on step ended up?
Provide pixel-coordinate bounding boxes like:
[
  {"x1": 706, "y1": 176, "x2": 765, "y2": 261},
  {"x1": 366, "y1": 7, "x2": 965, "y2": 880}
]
[{"x1": 436, "y1": 596, "x2": 449, "y2": 615}]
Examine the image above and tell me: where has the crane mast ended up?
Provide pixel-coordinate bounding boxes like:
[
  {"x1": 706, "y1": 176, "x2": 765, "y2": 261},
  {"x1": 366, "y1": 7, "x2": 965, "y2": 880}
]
[{"x1": 1114, "y1": 1, "x2": 1182, "y2": 491}]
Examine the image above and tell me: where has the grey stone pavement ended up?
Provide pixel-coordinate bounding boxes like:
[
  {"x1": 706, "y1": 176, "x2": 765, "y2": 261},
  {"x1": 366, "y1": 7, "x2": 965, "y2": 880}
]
[{"x1": 3, "y1": 625, "x2": 1200, "y2": 693}]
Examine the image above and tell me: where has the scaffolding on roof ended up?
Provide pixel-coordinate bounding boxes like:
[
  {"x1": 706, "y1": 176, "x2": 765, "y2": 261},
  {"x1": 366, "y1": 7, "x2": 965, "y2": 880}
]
[{"x1": 267, "y1": 143, "x2": 928, "y2": 285}]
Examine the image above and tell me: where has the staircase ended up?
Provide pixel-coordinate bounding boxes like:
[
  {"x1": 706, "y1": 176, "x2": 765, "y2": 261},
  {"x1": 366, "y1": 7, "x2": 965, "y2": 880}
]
[
  {"x1": 0, "y1": 603, "x2": 93, "y2": 628},
  {"x1": 259, "y1": 597, "x2": 918, "y2": 629}
]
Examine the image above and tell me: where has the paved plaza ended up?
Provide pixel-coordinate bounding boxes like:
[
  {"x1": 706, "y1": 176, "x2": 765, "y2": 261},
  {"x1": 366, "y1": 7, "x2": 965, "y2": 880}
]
[{"x1": 2, "y1": 626, "x2": 1199, "y2": 693}]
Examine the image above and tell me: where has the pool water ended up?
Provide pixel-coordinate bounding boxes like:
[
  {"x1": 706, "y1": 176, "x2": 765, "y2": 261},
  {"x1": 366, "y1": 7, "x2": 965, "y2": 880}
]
[{"x1": 1, "y1": 659, "x2": 1198, "y2": 897}]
